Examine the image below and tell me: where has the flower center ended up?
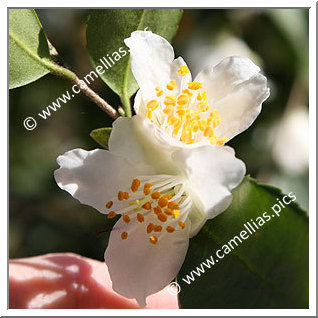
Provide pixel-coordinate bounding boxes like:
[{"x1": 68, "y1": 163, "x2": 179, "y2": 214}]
[
  {"x1": 144, "y1": 65, "x2": 227, "y2": 145},
  {"x1": 105, "y1": 175, "x2": 191, "y2": 244}
]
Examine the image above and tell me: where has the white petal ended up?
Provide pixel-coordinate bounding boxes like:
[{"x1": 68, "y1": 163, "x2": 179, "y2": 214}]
[
  {"x1": 213, "y1": 73, "x2": 269, "y2": 140},
  {"x1": 133, "y1": 56, "x2": 192, "y2": 116},
  {"x1": 105, "y1": 215, "x2": 190, "y2": 307},
  {"x1": 169, "y1": 56, "x2": 192, "y2": 93},
  {"x1": 54, "y1": 148, "x2": 152, "y2": 214},
  {"x1": 172, "y1": 145, "x2": 246, "y2": 226},
  {"x1": 195, "y1": 56, "x2": 270, "y2": 140},
  {"x1": 109, "y1": 115, "x2": 186, "y2": 173},
  {"x1": 125, "y1": 31, "x2": 174, "y2": 101}
]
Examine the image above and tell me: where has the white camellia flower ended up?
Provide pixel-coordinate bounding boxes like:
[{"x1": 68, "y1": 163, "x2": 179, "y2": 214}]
[
  {"x1": 124, "y1": 30, "x2": 270, "y2": 147},
  {"x1": 54, "y1": 31, "x2": 269, "y2": 307},
  {"x1": 54, "y1": 139, "x2": 245, "y2": 307}
]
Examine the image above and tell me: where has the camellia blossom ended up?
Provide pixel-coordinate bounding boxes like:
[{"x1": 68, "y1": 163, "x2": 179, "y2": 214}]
[
  {"x1": 124, "y1": 30, "x2": 270, "y2": 147},
  {"x1": 54, "y1": 141, "x2": 245, "y2": 307},
  {"x1": 54, "y1": 31, "x2": 269, "y2": 307}
]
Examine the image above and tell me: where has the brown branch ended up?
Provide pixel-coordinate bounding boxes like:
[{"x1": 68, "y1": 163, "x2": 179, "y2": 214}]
[{"x1": 72, "y1": 76, "x2": 119, "y2": 119}]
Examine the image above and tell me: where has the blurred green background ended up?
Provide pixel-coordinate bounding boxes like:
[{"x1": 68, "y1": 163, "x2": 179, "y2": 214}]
[{"x1": 9, "y1": 9, "x2": 309, "y2": 260}]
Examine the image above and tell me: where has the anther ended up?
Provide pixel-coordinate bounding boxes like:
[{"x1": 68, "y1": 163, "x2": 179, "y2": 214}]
[
  {"x1": 105, "y1": 201, "x2": 113, "y2": 209},
  {"x1": 168, "y1": 202, "x2": 179, "y2": 210},
  {"x1": 149, "y1": 235, "x2": 158, "y2": 245},
  {"x1": 166, "y1": 226, "x2": 175, "y2": 233},
  {"x1": 178, "y1": 221, "x2": 186, "y2": 229},
  {"x1": 123, "y1": 215, "x2": 130, "y2": 223},
  {"x1": 137, "y1": 213, "x2": 145, "y2": 223},
  {"x1": 123, "y1": 192, "x2": 129, "y2": 200},
  {"x1": 147, "y1": 223, "x2": 154, "y2": 233},
  {"x1": 177, "y1": 94, "x2": 190, "y2": 106},
  {"x1": 131, "y1": 179, "x2": 141, "y2": 192},
  {"x1": 204, "y1": 126, "x2": 214, "y2": 138},
  {"x1": 118, "y1": 191, "x2": 125, "y2": 201},
  {"x1": 217, "y1": 137, "x2": 227, "y2": 146},
  {"x1": 121, "y1": 232, "x2": 128, "y2": 240},
  {"x1": 145, "y1": 109, "x2": 152, "y2": 119},
  {"x1": 163, "y1": 105, "x2": 174, "y2": 115},
  {"x1": 164, "y1": 95, "x2": 177, "y2": 106},
  {"x1": 154, "y1": 225, "x2": 162, "y2": 232},
  {"x1": 166, "y1": 80, "x2": 177, "y2": 91},
  {"x1": 177, "y1": 65, "x2": 190, "y2": 76},
  {"x1": 188, "y1": 82, "x2": 203, "y2": 90},
  {"x1": 158, "y1": 197, "x2": 168, "y2": 208},
  {"x1": 158, "y1": 213, "x2": 168, "y2": 222},
  {"x1": 151, "y1": 192, "x2": 161, "y2": 200},
  {"x1": 164, "y1": 208, "x2": 173, "y2": 215},
  {"x1": 144, "y1": 187, "x2": 151, "y2": 195},
  {"x1": 154, "y1": 206, "x2": 162, "y2": 215},
  {"x1": 156, "y1": 86, "x2": 164, "y2": 97},
  {"x1": 142, "y1": 202, "x2": 152, "y2": 210},
  {"x1": 147, "y1": 100, "x2": 159, "y2": 110},
  {"x1": 107, "y1": 211, "x2": 117, "y2": 219},
  {"x1": 172, "y1": 209, "x2": 180, "y2": 219}
]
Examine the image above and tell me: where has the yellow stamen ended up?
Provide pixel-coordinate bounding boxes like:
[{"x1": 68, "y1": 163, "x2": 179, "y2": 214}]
[
  {"x1": 166, "y1": 80, "x2": 177, "y2": 91},
  {"x1": 178, "y1": 221, "x2": 186, "y2": 229},
  {"x1": 217, "y1": 137, "x2": 227, "y2": 146},
  {"x1": 144, "y1": 187, "x2": 151, "y2": 195},
  {"x1": 154, "y1": 225, "x2": 162, "y2": 232},
  {"x1": 154, "y1": 206, "x2": 162, "y2": 215},
  {"x1": 168, "y1": 202, "x2": 179, "y2": 210},
  {"x1": 163, "y1": 105, "x2": 174, "y2": 115},
  {"x1": 147, "y1": 223, "x2": 155, "y2": 233},
  {"x1": 166, "y1": 226, "x2": 175, "y2": 233},
  {"x1": 158, "y1": 213, "x2": 168, "y2": 222},
  {"x1": 172, "y1": 209, "x2": 180, "y2": 219},
  {"x1": 131, "y1": 179, "x2": 141, "y2": 192},
  {"x1": 137, "y1": 213, "x2": 145, "y2": 223},
  {"x1": 203, "y1": 126, "x2": 214, "y2": 138},
  {"x1": 158, "y1": 197, "x2": 168, "y2": 208},
  {"x1": 188, "y1": 82, "x2": 202, "y2": 90},
  {"x1": 147, "y1": 100, "x2": 159, "y2": 110},
  {"x1": 199, "y1": 118, "x2": 207, "y2": 131},
  {"x1": 123, "y1": 215, "x2": 130, "y2": 223},
  {"x1": 177, "y1": 94, "x2": 190, "y2": 106},
  {"x1": 145, "y1": 109, "x2": 152, "y2": 119},
  {"x1": 151, "y1": 192, "x2": 161, "y2": 200},
  {"x1": 107, "y1": 211, "x2": 117, "y2": 219},
  {"x1": 164, "y1": 208, "x2": 173, "y2": 215},
  {"x1": 142, "y1": 202, "x2": 152, "y2": 210},
  {"x1": 105, "y1": 201, "x2": 113, "y2": 209},
  {"x1": 149, "y1": 235, "x2": 158, "y2": 244},
  {"x1": 143, "y1": 183, "x2": 152, "y2": 195},
  {"x1": 123, "y1": 192, "x2": 129, "y2": 200},
  {"x1": 197, "y1": 91, "x2": 207, "y2": 101},
  {"x1": 155, "y1": 86, "x2": 163, "y2": 97},
  {"x1": 182, "y1": 89, "x2": 193, "y2": 98},
  {"x1": 164, "y1": 95, "x2": 177, "y2": 106},
  {"x1": 209, "y1": 135, "x2": 218, "y2": 145},
  {"x1": 177, "y1": 65, "x2": 190, "y2": 76},
  {"x1": 121, "y1": 232, "x2": 128, "y2": 240},
  {"x1": 118, "y1": 191, "x2": 124, "y2": 201}
]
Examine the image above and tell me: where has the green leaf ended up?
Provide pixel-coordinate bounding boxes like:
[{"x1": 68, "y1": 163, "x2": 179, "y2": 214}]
[
  {"x1": 9, "y1": 9, "x2": 51, "y2": 89},
  {"x1": 178, "y1": 176, "x2": 308, "y2": 309},
  {"x1": 86, "y1": 9, "x2": 183, "y2": 114},
  {"x1": 90, "y1": 127, "x2": 112, "y2": 149},
  {"x1": 9, "y1": 9, "x2": 75, "y2": 89}
]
